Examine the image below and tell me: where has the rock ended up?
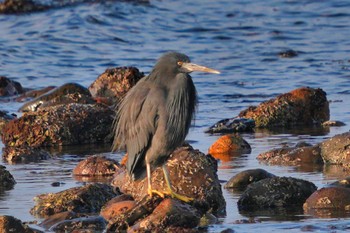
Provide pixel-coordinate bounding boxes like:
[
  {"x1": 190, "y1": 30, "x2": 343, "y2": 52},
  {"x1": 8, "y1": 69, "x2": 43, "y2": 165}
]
[
  {"x1": 238, "y1": 87, "x2": 329, "y2": 128},
  {"x1": 39, "y1": 211, "x2": 81, "y2": 230},
  {"x1": 19, "y1": 83, "x2": 95, "y2": 112},
  {"x1": 107, "y1": 196, "x2": 201, "y2": 232},
  {"x1": 89, "y1": 67, "x2": 144, "y2": 105},
  {"x1": 205, "y1": 117, "x2": 255, "y2": 134},
  {"x1": 208, "y1": 134, "x2": 251, "y2": 162},
  {"x1": 128, "y1": 198, "x2": 201, "y2": 232},
  {"x1": 2, "y1": 145, "x2": 51, "y2": 163},
  {"x1": 257, "y1": 145, "x2": 323, "y2": 165},
  {"x1": 0, "y1": 165, "x2": 16, "y2": 189},
  {"x1": 322, "y1": 120, "x2": 346, "y2": 127},
  {"x1": 100, "y1": 195, "x2": 136, "y2": 222},
  {"x1": 224, "y1": 169, "x2": 276, "y2": 191},
  {"x1": 0, "y1": 215, "x2": 35, "y2": 233},
  {"x1": 111, "y1": 146, "x2": 226, "y2": 216},
  {"x1": 15, "y1": 86, "x2": 56, "y2": 102},
  {"x1": 0, "y1": 76, "x2": 24, "y2": 96},
  {"x1": 51, "y1": 216, "x2": 106, "y2": 233},
  {"x1": 30, "y1": 183, "x2": 117, "y2": 218},
  {"x1": 319, "y1": 132, "x2": 350, "y2": 166},
  {"x1": 106, "y1": 195, "x2": 163, "y2": 232},
  {"x1": 0, "y1": 110, "x2": 15, "y2": 133},
  {"x1": 2, "y1": 103, "x2": 114, "y2": 147},
  {"x1": 278, "y1": 49, "x2": 298, "y2": 58},
  {"x1": 303, "y1": 187, "x2": 350, "y2": 217},
  {"x1": 73, "y1": 155, "x2": 121, "y2": 177},
  {"x1": 328, "y1": 177, "x2": 350, "y2": 188},
  {"x1": 238, "y1": 177, "x2": 317, "y2": 210},
  {"x1": 0, "y1": 0, "x2": 48, "y2": 14}
]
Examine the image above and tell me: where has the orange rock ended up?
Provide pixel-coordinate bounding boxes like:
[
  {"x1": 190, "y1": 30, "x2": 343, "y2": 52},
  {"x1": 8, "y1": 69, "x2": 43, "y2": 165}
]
[
  {"x1": 100, "y1": 200, "x2": 136, "y2": 222},
  {"x1": 239, "y1": 87, "x2": 329, "y2": 127},
  {"x1": 208, "y1": 134, "x2": 251, "y2": 162}
]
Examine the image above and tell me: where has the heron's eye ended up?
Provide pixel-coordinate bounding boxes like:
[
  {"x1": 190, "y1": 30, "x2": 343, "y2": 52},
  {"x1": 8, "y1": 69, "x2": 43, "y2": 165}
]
[{"x1": 177, "y1": 61, "x2": 183, "y2": 66}]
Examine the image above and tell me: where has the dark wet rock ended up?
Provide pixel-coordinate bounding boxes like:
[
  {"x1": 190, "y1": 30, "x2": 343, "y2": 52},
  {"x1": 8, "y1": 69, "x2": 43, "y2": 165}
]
[
  {"x1": 278, "y1": 49, "x2": 298, "y2": 58},
  {"x1": 322, "y1": 120, "x2": 346, "y2": 127},
  {"x1": 220, "y1": 229, "x2": 235, "y2": 233},
  {"x1": 0, "y1": 0, "x2": 48, "y2": 14},
  {"x1": 51, "y1": 215, "x2": 106, "y2": 233},
  {"x1": 19, "y1": 83, "x2": 94, "y2": 112},
  {"x1": 319, "y1": 132, "x2": 350, "y2": 166},
  {"x1": 224, "y1": 169, "x2": 276, "y2": 191},
  {"x1": 0, "y1": 76, "x2": 24, "y2": 96},
  {"x1": 112, "y1": 145, "x2": 226, "y2": 216},
  {"x1": 2, "y1": 145, "x2": 51, "y2": 163},
  {"x1": 107, "y1": 196, "x2": 201, "y2": 232},
  {"x1": 0, "y1": 165, "x2": 16, "y2": 189},
  {"x1": 0, "y1": 215, "x2": 35, "y2": 233},
  {"x1": 73, "y1": 155, "x2": 120, "y2": 177},
  {"x1": 238, "y1": 87, "x2": 329, "y2": 128},
  {"x1": 238, "y1": 177, "x2": 317, "y2": 210},
  {"x1": 208, "y1": 134, "x2": 251, "y2": 162},
  {"x1": 30, "y1": 183, "x2": 117, "y2": 218},
  {"x1": 303, "y1": 187, "x2": 350, "y2": 217},
  {"x1": 205, "y1": 117, "x2": 255, "y2": 134},
  {"x1": 100, "y1": 194, "x2": 135, "y2": 222},
  {"x1": 89, "y1": 67, "x2": 144, "y2": 105},
  {"x1": 257, "y1": 145, "x2": 323, "y2": 165},
  {"x1": 15, "y1": 86, "x2": 56, "y2": 102},
  {"x1": 328, "y1": 177, "x2": 350, "y2": 188},
  {"x1": 2, "y1": 103, "x2": 114, "y2": 147},
  {"x1": 0, "y1": 110, "x2": 15, "y2": 133}
]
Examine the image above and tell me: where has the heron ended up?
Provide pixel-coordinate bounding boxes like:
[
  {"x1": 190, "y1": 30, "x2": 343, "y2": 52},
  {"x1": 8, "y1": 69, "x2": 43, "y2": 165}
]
[{"x1": 112, "y1": 52, "x2": 220, "y2": 202}]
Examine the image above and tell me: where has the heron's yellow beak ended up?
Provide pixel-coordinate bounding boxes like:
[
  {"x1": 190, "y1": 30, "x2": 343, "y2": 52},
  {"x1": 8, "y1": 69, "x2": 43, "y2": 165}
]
[{"x1": 181, "y1": 62, "x2": 220, "y2": 74}]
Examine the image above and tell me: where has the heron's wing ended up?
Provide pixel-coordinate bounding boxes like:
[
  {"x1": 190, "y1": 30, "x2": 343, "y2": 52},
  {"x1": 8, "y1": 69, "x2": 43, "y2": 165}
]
[{"x1": 113, "y1": 80, "x2": 158, "y2": 178}]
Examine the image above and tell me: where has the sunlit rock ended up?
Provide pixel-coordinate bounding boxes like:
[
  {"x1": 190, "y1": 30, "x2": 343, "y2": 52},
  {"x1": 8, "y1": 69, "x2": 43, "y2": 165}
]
[
  {"x1": 208, "y1": 134, "x2": 251, "y2": 162},
  {"x1": 89, "y1": 67, "x2": 144, "y2": 105}
]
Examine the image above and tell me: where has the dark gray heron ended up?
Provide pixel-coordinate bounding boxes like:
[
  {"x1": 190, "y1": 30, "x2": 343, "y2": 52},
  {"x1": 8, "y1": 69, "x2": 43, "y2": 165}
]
[{"x1": 112, "y1": 52, "x2": 220, "y2": 202}]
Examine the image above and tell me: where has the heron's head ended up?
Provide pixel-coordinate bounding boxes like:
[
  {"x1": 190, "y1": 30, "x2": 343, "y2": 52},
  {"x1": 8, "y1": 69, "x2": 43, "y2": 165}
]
[{"x1": 155, "y1": 52, "x2": 220, "y2": 75}]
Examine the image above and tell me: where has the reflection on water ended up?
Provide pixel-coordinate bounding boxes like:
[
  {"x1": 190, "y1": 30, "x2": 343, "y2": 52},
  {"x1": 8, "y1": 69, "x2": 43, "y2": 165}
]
[{"x1": 1, "y1": 0, "x2": 350, "y2": 231}]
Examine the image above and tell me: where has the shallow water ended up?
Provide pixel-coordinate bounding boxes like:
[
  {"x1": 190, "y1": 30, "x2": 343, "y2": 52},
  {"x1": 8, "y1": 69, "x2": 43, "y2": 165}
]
[{"x1": 1, "y1": 0, "x2": 350, "y2": 232}]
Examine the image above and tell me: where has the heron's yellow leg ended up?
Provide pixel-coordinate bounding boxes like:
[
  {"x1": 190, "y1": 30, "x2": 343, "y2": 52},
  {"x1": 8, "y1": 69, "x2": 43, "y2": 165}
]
[
  {"x1": 162, "y1": 164, "x2": 194, "y2": 202},
  {"x1": 146, "y1": 162, "x2": 164, "y2": 198}
]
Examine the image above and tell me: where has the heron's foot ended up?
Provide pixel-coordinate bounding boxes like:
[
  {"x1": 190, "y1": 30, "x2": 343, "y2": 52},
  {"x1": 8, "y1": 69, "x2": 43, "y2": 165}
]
[
  {"x1": 148, "y1": 188, "x2": 165, "y2": 198},
  {"x1": 163, "y1": 189, "x2": 194, "y2": 203}
]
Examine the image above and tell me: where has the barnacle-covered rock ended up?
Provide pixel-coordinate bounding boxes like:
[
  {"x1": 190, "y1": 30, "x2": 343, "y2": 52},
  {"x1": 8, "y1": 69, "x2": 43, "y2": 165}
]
[
  {"x1": 112, "y1": 145, "x2": 226, "y2": 216},
  {"x1": 238, "y1": 87, "x2": 329, "y2": 128},
  {"x1": 89, "y1": 67, "x2": 144, "y2": 105},
  {"x1": 238, "y1": 177, "x2": 317, "y2": 211},
  {"x1": 2, "y1": 145, "x2": 51, "y2": 163},
  {"x1": 0, "y1": 215, "x2": 35, "y2": 233},
  {"x1": 19, "y1": 83, "x2": 94, "y2": 112},
  {"x1": 73, "y1": 155, "x2": 121, "y2": 182},
  {"x1": 205, "y1": 117, "x2": 255, "y2": 134},
  {"x1": 0, "y1": 0, "x2": 48, "y2": 14},
  {"x1": 2, "y1": 103, "x2": 114, "y2": 147},
  {"x1": 30, "y1": 183, "x2": 117, "y2": 218},
  {"x1": 257, "y1": 144, "x2": 323, "y2": 165},
  {"x1": 319, "y1": 132, "x2": 350, "y2": 166}
]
